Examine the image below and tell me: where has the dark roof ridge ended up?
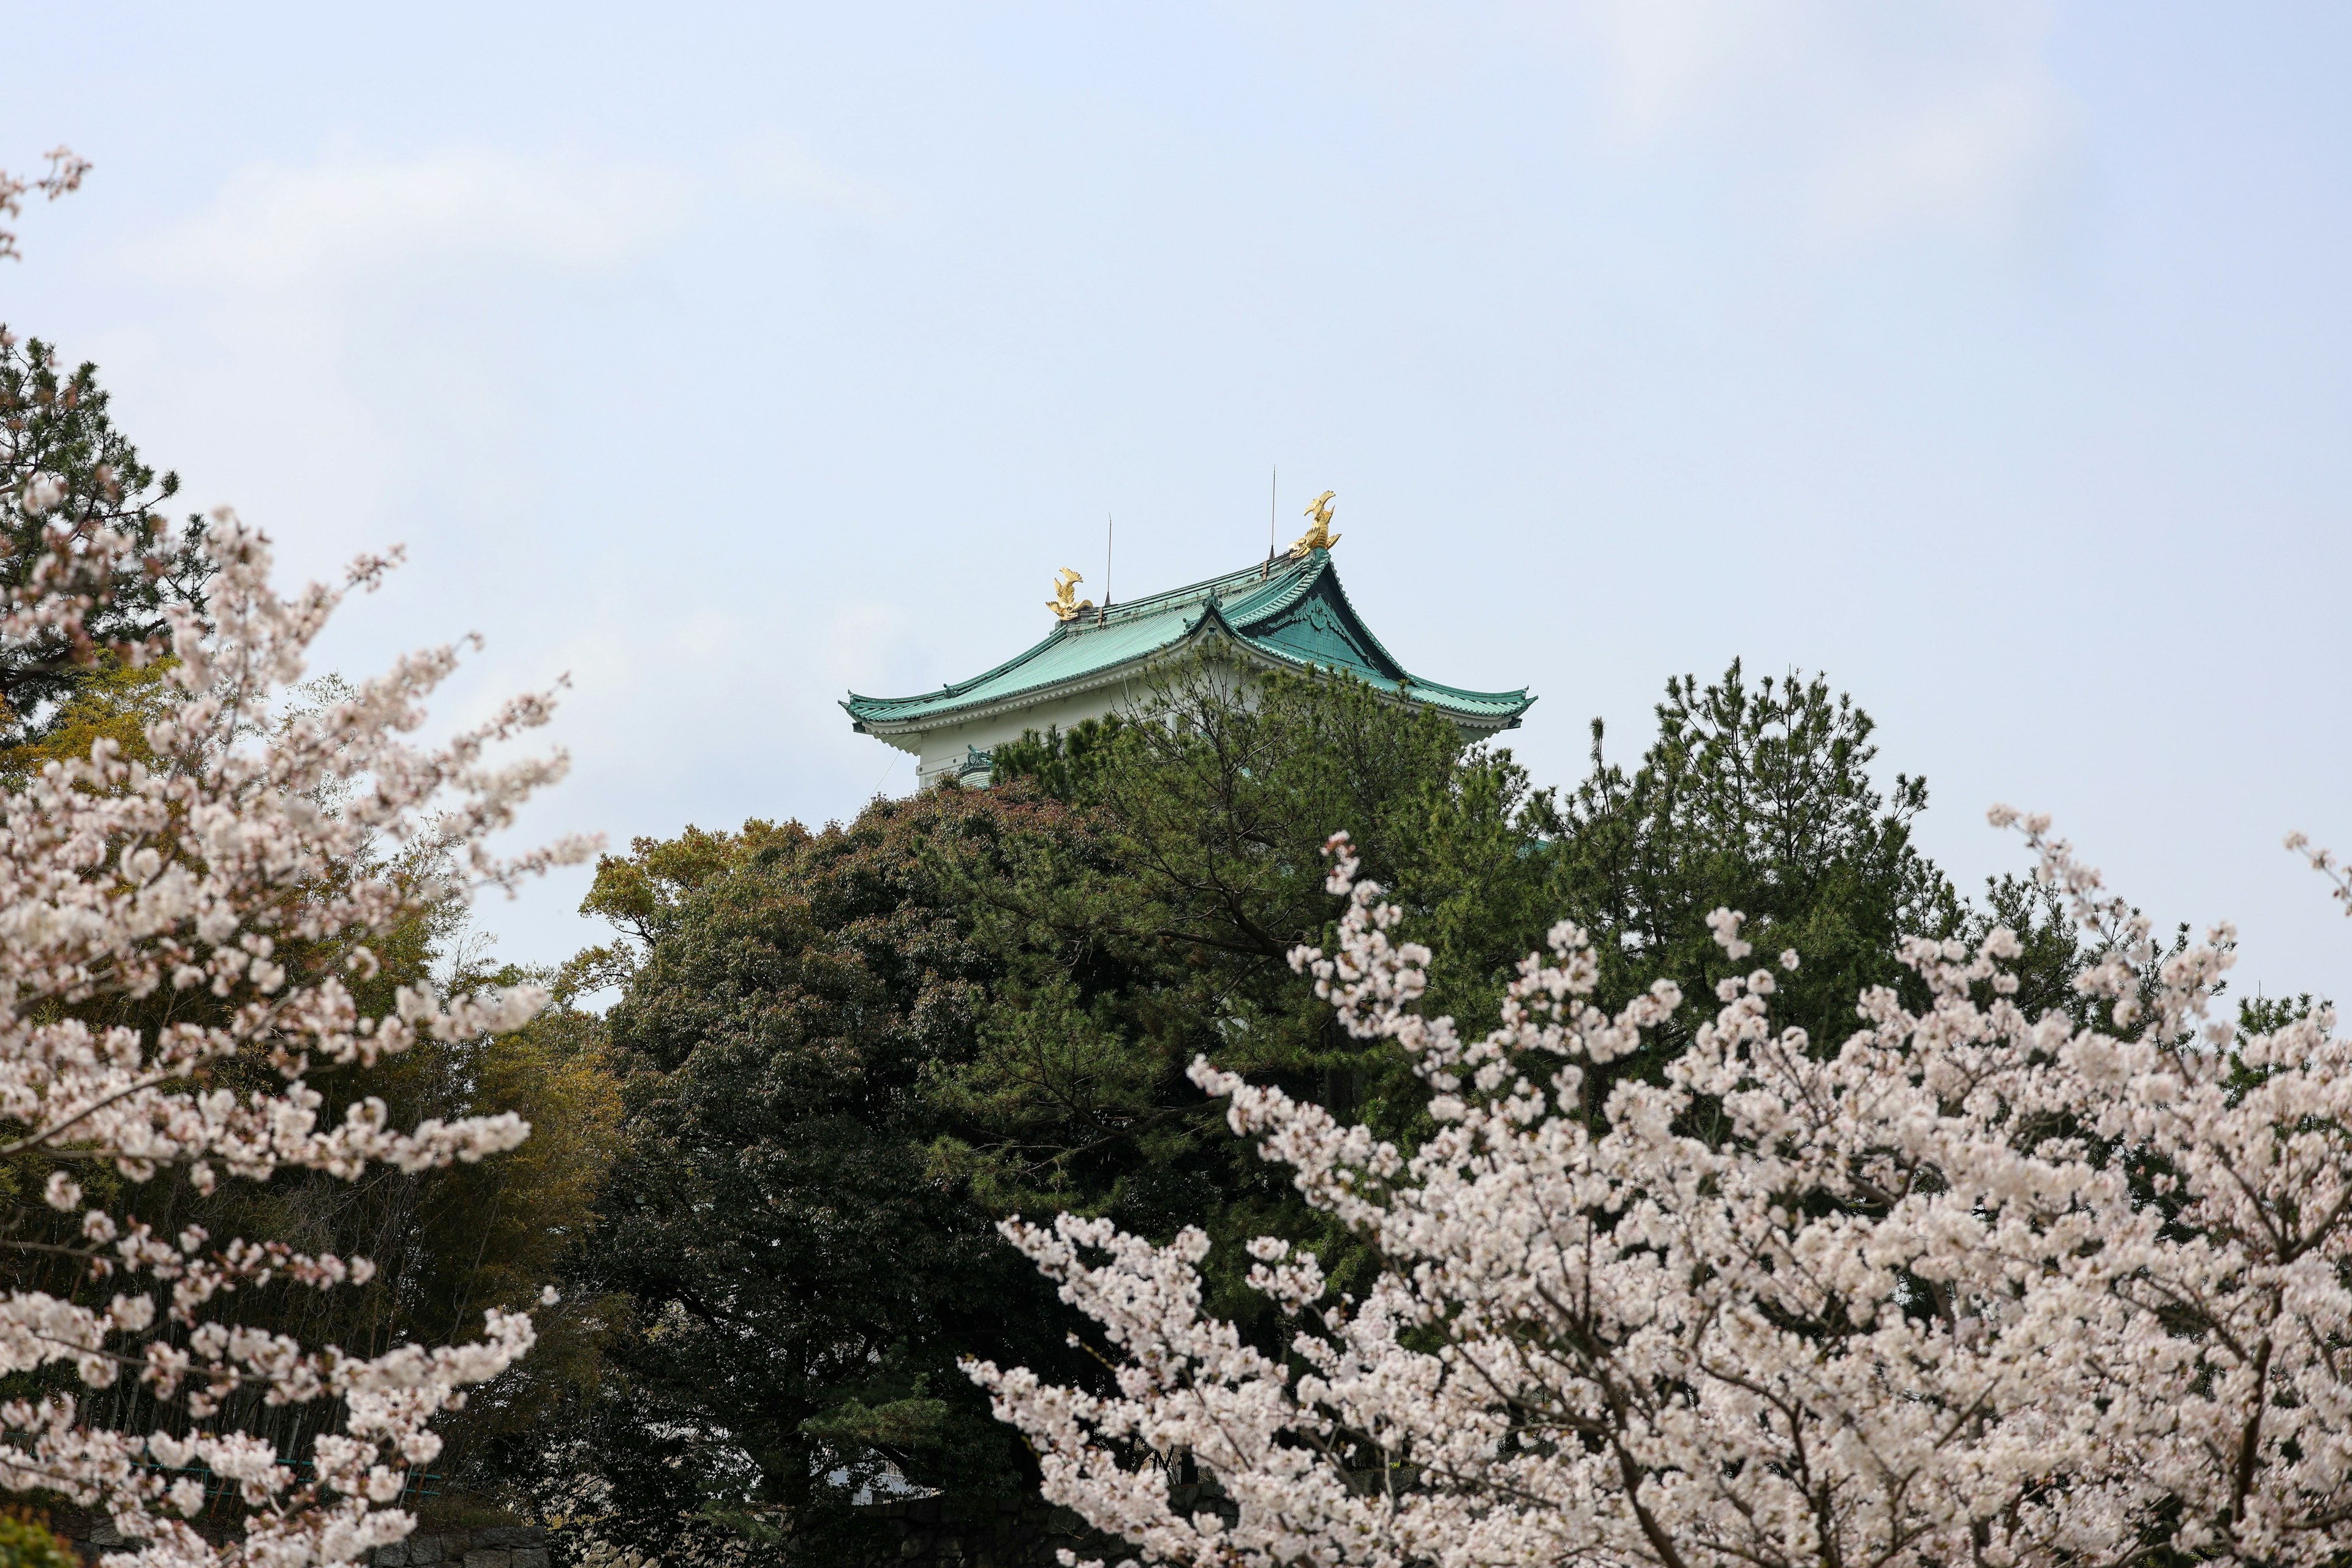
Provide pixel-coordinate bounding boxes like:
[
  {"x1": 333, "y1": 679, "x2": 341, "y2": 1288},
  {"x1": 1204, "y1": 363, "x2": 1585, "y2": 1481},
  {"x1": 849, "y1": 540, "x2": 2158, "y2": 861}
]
[{"x1": 1075, "y1": 551, "x2": 1313, "y2": 627}]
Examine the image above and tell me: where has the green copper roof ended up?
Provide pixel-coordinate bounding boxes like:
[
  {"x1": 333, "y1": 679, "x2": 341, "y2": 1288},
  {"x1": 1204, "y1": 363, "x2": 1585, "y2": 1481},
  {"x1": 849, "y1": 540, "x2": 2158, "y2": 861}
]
[{"x1": 842, "y1": 549, "x2": 1533, "y2": 733}]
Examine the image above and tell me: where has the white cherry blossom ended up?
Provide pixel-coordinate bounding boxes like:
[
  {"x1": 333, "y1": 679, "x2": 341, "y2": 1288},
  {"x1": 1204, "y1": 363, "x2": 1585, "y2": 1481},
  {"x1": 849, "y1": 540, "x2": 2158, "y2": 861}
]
[
  {"x1": 0, "y1": 495, "x2": 590, "y2": 1566},
  {"x1": 973, "y1": 820, "x2": 2352, "y2": 1568}
]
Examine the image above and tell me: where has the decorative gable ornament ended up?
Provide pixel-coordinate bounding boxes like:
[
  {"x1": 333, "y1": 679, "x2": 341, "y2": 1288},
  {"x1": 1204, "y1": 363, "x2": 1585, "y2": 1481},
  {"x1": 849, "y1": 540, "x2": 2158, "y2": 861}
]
[
  {"x1": 845, "y1": 512, "x2": 1532, "y2": 789},
  {"x1": 1046, "y1": 567, "x2": 1092, "y2": 623},
  {"x1": 1290, "y1": 491, "x2": 1341, "y2": 558}
]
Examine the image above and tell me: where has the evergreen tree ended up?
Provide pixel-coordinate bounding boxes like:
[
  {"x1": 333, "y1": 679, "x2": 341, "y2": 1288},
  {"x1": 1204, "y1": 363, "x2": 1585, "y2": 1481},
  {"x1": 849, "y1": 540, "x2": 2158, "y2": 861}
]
[
  {"x1": 561, "y1": 793, "x2": 1093, "y2": 1555},
  {"x1": 556, "y1": 669, "x2": 1561, "y2": 1554},
  {"x1": 1551, "y1": 660, "x2": 2081, "y2": 1071},
  {"x1": 0, "y1": 331, "x2": 211, "y2": 733}
]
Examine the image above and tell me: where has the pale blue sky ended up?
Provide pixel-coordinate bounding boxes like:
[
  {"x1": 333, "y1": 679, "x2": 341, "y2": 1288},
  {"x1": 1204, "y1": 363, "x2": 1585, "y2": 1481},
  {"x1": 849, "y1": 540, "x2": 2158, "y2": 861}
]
[{"x1": 7, "y1": 4, "x2": 2351, "y2": 999}]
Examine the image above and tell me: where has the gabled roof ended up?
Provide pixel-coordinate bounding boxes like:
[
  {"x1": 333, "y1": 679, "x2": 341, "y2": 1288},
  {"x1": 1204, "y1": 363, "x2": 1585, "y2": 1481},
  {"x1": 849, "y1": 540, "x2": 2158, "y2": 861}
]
[{"x1": 842, "y1": 549, "x2": 1534, "y2": 735}]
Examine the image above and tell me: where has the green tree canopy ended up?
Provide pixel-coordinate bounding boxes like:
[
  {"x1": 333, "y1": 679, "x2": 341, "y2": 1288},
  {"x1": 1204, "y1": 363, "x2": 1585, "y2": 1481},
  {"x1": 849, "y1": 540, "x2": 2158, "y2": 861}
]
[
  {"x1": 559, "y1": 669, "x2": 1562, "y2": 1553},
  {"x1": 556, "y1": 660, "x2": 2087, "y2": 1562},
  {"x1": 562, "y1": 790, "x2": 1094, "y2": 1553},
  {"x1": 1552, "y1": 660, "x2": 2081, "y2": 1071}
]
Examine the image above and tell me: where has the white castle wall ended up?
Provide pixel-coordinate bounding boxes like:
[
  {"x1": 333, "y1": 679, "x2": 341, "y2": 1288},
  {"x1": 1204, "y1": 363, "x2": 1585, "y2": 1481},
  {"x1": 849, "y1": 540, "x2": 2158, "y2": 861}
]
[
  {"x1": 911, "y1": 680, "x2": 1148, "y2": 788},
  {"x1": 907, "y1": 652, "x2": 1290, "y2": 789}
]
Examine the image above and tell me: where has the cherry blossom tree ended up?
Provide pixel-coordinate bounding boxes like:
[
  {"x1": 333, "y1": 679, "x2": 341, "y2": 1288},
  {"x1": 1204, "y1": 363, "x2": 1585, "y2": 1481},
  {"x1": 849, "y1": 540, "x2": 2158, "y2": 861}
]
[
  {"x1": 0, "y1": 146, "x2": 89, "y2": 263},
  {"x1": 0, "y1": 282, "x2": 594, "y2": 1557},
  {"x1": 972, "y1": 817, "x2": 2352, "y2": 1568}
]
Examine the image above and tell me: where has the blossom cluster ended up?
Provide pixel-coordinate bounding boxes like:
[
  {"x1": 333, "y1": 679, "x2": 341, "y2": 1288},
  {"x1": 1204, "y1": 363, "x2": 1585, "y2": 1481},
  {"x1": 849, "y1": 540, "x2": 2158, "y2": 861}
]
[
  {"x1": 971, "y1": 819, "x2": 2352, "y2": 1568},
  {"x1": 0, "y1": 450, "x2": 591, "y2": 1563}
]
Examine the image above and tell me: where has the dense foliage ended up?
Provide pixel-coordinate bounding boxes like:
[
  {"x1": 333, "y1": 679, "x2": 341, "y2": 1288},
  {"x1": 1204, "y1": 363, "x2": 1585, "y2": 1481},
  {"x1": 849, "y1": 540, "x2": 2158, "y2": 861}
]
[
  {"x1": 0, "y1": 1510, "x2": 77, "y2": 1568},
  {"x1": 1547, "y1": 662, "x2": 2085, "y2": 1107},
  {"x1": 552, "y1": 796, "x2": 1082, "y2": 1548},
  {"x1": 540, "y1": 660, "x2": 2090, "y2": 1564},
  {"x1": 541, "y1": 669, "x2": 1556, "y2": 1550}
]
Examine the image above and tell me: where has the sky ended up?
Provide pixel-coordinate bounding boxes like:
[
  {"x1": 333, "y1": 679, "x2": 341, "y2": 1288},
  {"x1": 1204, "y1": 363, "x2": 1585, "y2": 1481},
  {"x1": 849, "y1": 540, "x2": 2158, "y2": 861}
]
[{"x1": 6, "y1": 2, "x2": 2351, "y2": 1000}]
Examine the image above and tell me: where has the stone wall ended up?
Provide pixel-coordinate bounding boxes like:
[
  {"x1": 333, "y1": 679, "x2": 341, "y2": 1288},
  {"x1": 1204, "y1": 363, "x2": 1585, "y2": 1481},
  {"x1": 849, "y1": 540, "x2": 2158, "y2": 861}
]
[{"x1": 370, "y1": 1526, "x2": 549, "y2": 1568}]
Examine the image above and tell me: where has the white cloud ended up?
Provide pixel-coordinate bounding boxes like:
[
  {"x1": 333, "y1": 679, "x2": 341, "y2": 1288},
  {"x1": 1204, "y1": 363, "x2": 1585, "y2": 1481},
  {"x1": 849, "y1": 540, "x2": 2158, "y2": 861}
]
[
  {"x1": 1572, "y1": 0, "x2": 1779, "y2": 137},
  {"x1": 91, "y1": 145, "x2": 714, "y2": 590},
  {"x1": 729, "y1": 132, "x2": 907, "y2": 224},
  {"x1": 141, "y1": 146, "x2": 693, "y2": 292},
  {"x1": 95, "y1": 134, "x2": 905, "y2": 613},
  {"x1": 1537, "y1": 1, "x2": 2077, "y2": 247},
  {"x1": 1812, "y1": 70, "x2": 2072, "y2": 244}
]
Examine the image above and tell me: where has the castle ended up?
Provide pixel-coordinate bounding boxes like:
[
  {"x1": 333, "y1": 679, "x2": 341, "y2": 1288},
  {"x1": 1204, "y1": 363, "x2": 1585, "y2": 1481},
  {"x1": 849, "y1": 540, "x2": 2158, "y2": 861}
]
[{"x1": 843, "y1": 496, "x2": 1533, "y2": 788}]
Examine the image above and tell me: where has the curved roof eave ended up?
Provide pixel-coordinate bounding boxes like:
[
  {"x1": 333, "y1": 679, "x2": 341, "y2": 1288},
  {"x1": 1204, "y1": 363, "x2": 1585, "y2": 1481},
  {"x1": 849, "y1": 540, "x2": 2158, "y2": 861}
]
[
  {"x1": 842, "y1": 622, "x2": 1073, "y2": 724},
  {"x1": 849, "y1": 629, "x2": 1531, "y2": 734},
  {"x1": 847, "y1": 601, "x2": 1230, "y2": 736},
  {"x1": 1204, "y1": 597, "x2": 1533, "y2": 723},
  {"x1": 842, "y1": 549, "x2": 1533, "y2": 731}
]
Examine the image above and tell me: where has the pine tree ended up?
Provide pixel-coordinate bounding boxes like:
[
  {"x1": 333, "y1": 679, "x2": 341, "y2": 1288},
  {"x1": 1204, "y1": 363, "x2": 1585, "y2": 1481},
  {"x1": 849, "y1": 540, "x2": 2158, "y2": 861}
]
[{"x1": 0, "y1": 331, "x2": 211, "y2": 733}]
